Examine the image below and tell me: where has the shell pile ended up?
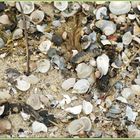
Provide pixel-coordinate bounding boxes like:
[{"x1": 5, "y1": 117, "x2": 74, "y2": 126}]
[{"x1": 0, "y1": 1, "x2": 140, "y2": 138}]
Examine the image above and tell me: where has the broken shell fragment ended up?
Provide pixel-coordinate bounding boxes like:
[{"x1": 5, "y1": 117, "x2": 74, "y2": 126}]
[
  {"x1": 76, "y1": 63, "x2": 93, "y2": 78},
  {"x1": 61, "y1": 78, "x2": 76, "y2": 91},
  {"x1": 30, "y1": 10, "x2": 45, "y2": 24},
  {"x1": 32, "y1": 121, "x2": 47, "y2": 133},
  {"x1": 12, "y1": 28, "x2": 23, "y2": 40},
  {"x1": 65, "y1": 105, "x2": 82, "y2": 115},
  {"x1": 96, "y1": 54, "x2": 109, "y2": 77},
  {"x1": 82, "y1": 100, "x2": 93, "y2": 115},
  {"x1": 54, "y1": 1, "x2": 68, "y2": 11},
  {"x1": 0, "y1": 38, "x2": 5, "y2": 48},
  {"x1": 37, "y1": 59, "x2": 50, "y2": 73},
  {"x1": 16, "y1": 2, "x2": 34, "y2": 14},
  {"x1": 109, "y1": 2, "x2": 131, "y2": 15},
  {"x1": 0, "y1": 105, "x2": 5, "y2": 116},
  {"x1": 96, "y1": 7, "x2": 107, "y2": 20},
  {"x1": 67, "y1": 117, "x2": 91, "y2": 135},
  {"x1": 0, "y1": 14, "x2": 11, "y2": 25},
  {"x1": 16, "y1": 75, "x2": 30, "y2": 91},
  {"x1": 72, "y1": 79, "x2": 90, "y2": 94},
  {"x1": 122, "y1": 32, "x2": 133, "y2": 45},
  {"x1": 95, "y1": 20, "x2": 116, "y2": 36},
  {"x1": 38, "y1": 40, "x2": 52, "y2": 54}
]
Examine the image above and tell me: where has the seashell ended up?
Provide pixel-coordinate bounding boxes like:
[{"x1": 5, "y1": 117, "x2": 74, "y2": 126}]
[
  {"x1": 20, "y1": 112, "x2": 30, "y2": 121},
  {"x1": 76, "y1": 63, "x2": 93, "y2": 78},
  {"x1": 89, "y1": 58, "x2": 96, "y2": 67},
  {"x1": 122, "y1": 31, "x2": 132, "y2": 45},
  {"x1": 109, "y1": 104, "x2": 121, "y2": 114},
  {"x1": 96, "y1": 54, "x2": 109, "y2": 77},
  {"x1": 89, "y1": 31, "x2": 97, "y2": 42},
  {"x1": 95, "y1": 20, "x2": 116, "y2": 36},
  {"x1": 82, "y1": 100, "x2": 93, "y2": 115},
  {"x1": 131, "y1": 85, "x2": 140, "y2": 95},
  {"x1": 30, "y1": 10, "x2": 44, "y2": 24},
  {"x1": 26, "y1": 94, "x2": 42, "y2": 110},
  {"x1": 0, "y1": 105, "x2": 4, "y2": 116},
  {"x1": 116, "y1": 96, "x2": 127, "y2": 103},
  {"x1": 128, "y1": 14, "x2": 136, "y2": 20},
  {"x1": 16, "y1": 75, "x2": 30, "y2": 91},
  {"x1": 0, "y1": 119, "x2": 11, "y2": 134},
  {"x1": 38, "y1": 40, "x2": 52, "y2": 54},
  {"x1": 65, "y1": 105, "x2": 82, "y2": 115},
  {"x1": 0, "y1": 14, "x2": 11, "y2": 25},
  {"x1": 61, "y1": 78, "x2": 76, "y2": 91},
  {"x1": 101, "y1": 40, "x2": 111, "y2": 45},
  {"x1": 37, "y1": 59, "x2": 50, "y2": 73},
  {"x1": 54, "y1": 1, "x2": 68, "y2": 11},
  {"x1": 72, "y1": 79, "x2": 90, "y2": 94},
  {"x1": 12, "y1": 28, "x2": 23, "y2": 40},
  {"x1": 109, "y1": 2, "x2": 131, "y2": 15},
  {"x1": 81, "y1": 35, "x2": 91, "y2": 50},
  {"x1": 121, "y1": 88, "x2": 133, "y2": 99},
  {"x1": 96, "y1": 7, "x2": 107, "y2": 20},
  {"x1": 126, "y1": 106, "x2": 138, "y2": 122},
  {"x1": 0, "y1": 38, "x2": 5, "y2": 48},
  {"x1": 16, "y1": 2, "x2": 34, "y2": 14},
  {"x1": 32, "y1": 121, "x2": 47, "y2": 133},
  {"x1": 67, "y1": 117, "x2": 91, "y2": 135},
  {"x1": 36, "y1": 24, "x2": 47, "y2": 33}
]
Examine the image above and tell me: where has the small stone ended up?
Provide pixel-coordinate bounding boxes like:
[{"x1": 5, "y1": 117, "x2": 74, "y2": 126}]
[
  {"x1": 32, "y1": 121, "x2": 47, "y2": 133},
  {"x1": 52, "y1": 34, "x2": 63, "y2": 46},
  {"x1": 122, "y1": 31, "x2": 132, "y2": 45}
]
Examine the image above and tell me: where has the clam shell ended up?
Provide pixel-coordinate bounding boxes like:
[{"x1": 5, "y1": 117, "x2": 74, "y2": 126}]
[
  {"x1": 76, "y1": 63, "x2": 93, "y2": 78},
  {"x1": 54, "y1": 1, "x2": 68, "y2": 11},
  {"x1": 82, "y1": 100, "x2": 93, "y2": 115},
  {"x1": 38, "y1": 40, "x2": 52, "y2": 54},
  {"x1": 0, "y1": 14, "x2": 10, "y2": 25},
  {"x1": 65, "y1": 105, "x2": 82, "y2": 115},
  {"x1": 16, "y1": 75, "x2": 30, "y2": 91},
  {"x1": 122, "y1": 32, "x2": 133, "y2": 45},
  {"x1": 109, "y1": 2, "x2": 131, "y2": 15},
  {"x1": 72, "y1": 79, "x2": 90, "y2": 94},
  {"x1": 37, "y1": 59, "x2": 50, "y2": 73},
  {"x1": 96, "y1": 54, "x2": 109, "y2": 77},
  {"x1": 61, "y1": 78, "x2": 76, "y2": 91},
  {"x1": 0, "y1": 38, "x2": 5, "y2": 48},
  {"x1": 16, "y1": 2, "x2": 34, "y2": 14},
  {"x1": 95, "y1": 20, "x2": 116, "y2": 36},
  {"x1": 32, "y1": 121, "x2": 47, "y2": 133},
  {"x1": 12, "y1": 28, "x2": 23, "y2": 40},
  {"x1": 96, "y1": 7, "x2": 107, "y2": 20},
  {"x1": 30, "y1": 10, "x2": 44, "y2": 24}
]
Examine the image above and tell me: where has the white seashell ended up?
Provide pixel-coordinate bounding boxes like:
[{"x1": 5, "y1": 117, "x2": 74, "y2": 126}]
[
  {"x1": 76, "y1": 63, "x2": 93, "y2": 79},
  {"x1": 67, "y1": 119, "x2": 84, "y2": 135},
  {"x1": 0, "y1": 38, "x2": 5, "y2": 48},
  {"x1": 131, "y1": 85, "x2": 140, "y2": 95},
  {"x1": 116, "y1": 96, "x2": 127, "y2": 103},
  {"x1": 67, "y1": 117, "x2": 91, "y2": 135},
  {"x1": 16, "y1": 75, "x2": 30, "y2": 91},
  {"x1": 122, "y1": 52, "x2": 129, "y2": 64},
  {"x1": 37, "y1": 59, "x2": 50, "y2": 73},
  {"x1": 0, "y1": 15, "x2": 11, "y2": 25},
  {"x1": 72, "y1": 50, "x2": 78, "y2": 57},
  {"x1": 32, "y1": 121, "x2": 47, "y2": 133},
  {"x1": 109, "y1": 2, "x2": 131, "y2": 15},
  {"x1": 20, "y1": 112, "x2": 30, "y2": 121},
  {"x1": 96, "y1": 54, "x2": 109, "y2": 77},
  {"x1": 128, "y1": 14, "x2": 136, "y2": 20},
  {"x1": 126, "y1": 106, "x2": 138, "y2": 122},
  {"x1": 38, "y1": 40, "x2": 52, "y2": 54},
  {"x1": 63, "y1": 95, "x2": 71, "y2": 104},
  {"x1": 121, "y1": 88, "x2": 133, "y2": 99},
  {"x1": 82, "y1": 100, "x2": 93, "y2": 115},
  {"x1": 101, "y1": 40, "x2": 111, "y2": 45},
  {"x1": 36, "y1": 24, "x2": 47, "y2": 33},
  {"x1": 0, "y1": 105, "x2": 5, "y2": 116},
  {"x1": 65, "y1": 105, "x2": 82, "y2": 115},
  {"x1": 72, "y1": 79, "x2": 90, "y2": 94},
  {"x1": 13, "y1": 29, "x2": 23, "y2": 40},
  {"x1": 26, "y1": 94, "x2": 42, "y2": 110},
  {"x1": 16, "y1": 2, "x2": 34, "y2": 14},
  {"x1": 122, "y1": 32, "x2": 132, "y2": 45},
  {"x1": 95, "y1": 20, "x2": 116, "y2": 36},
  {"x1": 54, "y1": 1, "x2": 68, "y2": 11},
  {"x1": 30, "y1": 10, "x2": 44, "y2": 24},
  {"x1": 96, "y1": 7, "x2": 107, "y2": 20},
  {"x1": 61, "y1": 78, "x2": 76, "y2": 91}
]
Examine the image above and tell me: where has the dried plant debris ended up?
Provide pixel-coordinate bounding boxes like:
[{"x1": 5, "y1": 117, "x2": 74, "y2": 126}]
[{"x1": 0, "y1": 1, "x2": 140, "y2": 138}]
